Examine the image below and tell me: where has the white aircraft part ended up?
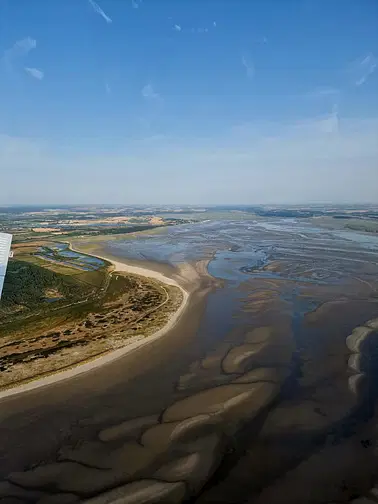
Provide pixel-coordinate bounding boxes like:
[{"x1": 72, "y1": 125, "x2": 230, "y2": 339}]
[{"x1": 0, "y1": 232, "x2": 12, "y2": 298}]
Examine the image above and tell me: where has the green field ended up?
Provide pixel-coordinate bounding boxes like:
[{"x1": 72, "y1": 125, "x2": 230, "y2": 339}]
[{"x1": 345, "y1": 220, "x2": 378, "y2": 233}]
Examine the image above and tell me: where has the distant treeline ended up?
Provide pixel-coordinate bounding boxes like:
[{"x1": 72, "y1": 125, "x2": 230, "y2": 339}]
[
  {"x1": 10, "y1": 225, "x2": 165, "y2": 244},
  {"x1": 251, "y1": 209, "x2": 378, "y2": 219},
  {"x1": 345, "y1": 223, "x2": 378, "y2": 233},
  {"x1": 160, "y1": 205, "x2": 378, "y2": 219},
  {"x1": 62, "y1": 224, "x2": 162, "y2": 237},
  {"x1": 242, "y1": 208, "x2": 378, "y2": 220}
]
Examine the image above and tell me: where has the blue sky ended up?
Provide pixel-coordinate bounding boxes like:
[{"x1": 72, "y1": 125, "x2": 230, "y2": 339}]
[{"x1": 0, "y1": 0, "x2": 377, "y2": 204}]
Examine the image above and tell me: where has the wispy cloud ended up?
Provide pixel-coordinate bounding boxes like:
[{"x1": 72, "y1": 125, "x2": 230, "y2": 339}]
[
  {"x1": 213, "y1": 21, "x2": 217, "y2": 27},
  {"x1": 2, "y1": 37, "x2": 36, "y2": 63},
  {"x1": 88, "y1": 0, "x2": 112, "y2": 24},
  {"x1": 173, "y1": 24, "x2": 182, "y2": 32},
  {"x1": 242, "y1": 54, "x2": 254, "y2": 79},
  {"x1": 190, "y1": 27, "x2": 209, "y2": 34},
  {"x1": 1, "y1": 37, "x2": 37, "y2": 75},
  {"x1": 105, "y1": 81, "x2": 111, "y2": 95},
  {"x1": 351, "y1": 52, "x2": 377, "y2": 86},
  {"x1": 141, "y1": 84, "x2": 160, "y2": 100},
  {"x1": 11, "y1": 37, "x2": 36, "y2": 55},
  {"x1": 306, "y1": 86, "x2": 340, "y2": 99},
  {"x1": 131, "y1": 0, "x2": 142, "y2": 8},
  {"x1": 24, "y1": 67, "x2": 44, "y2": 80}
]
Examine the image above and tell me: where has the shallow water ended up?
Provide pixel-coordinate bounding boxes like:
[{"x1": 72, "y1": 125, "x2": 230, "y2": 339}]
[
  {"x1": 105, "y1": 218, "x2": 378, "y2": 295},
  {"x1": 104, "y1": 219, "x2": 378, "y2": 356},
  {"x1": 37, "y1": 243, "x2": 105, "y2": 270},
  {"x1": 100, "y1": 219, "x2": 378, "y2": 503}
]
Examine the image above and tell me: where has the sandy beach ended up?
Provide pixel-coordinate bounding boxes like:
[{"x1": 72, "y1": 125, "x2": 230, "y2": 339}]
[{"x1": 0, "y1": 248, "x2": 193, "y2": 400}]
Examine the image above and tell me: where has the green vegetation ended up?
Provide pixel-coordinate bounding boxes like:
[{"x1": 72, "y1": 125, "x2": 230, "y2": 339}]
[
  {"x1": 59, "y1": 224, "x2": 162, "y2": 238},
  {"x1": 14, "y1": 253, "x2": 90, "y2": 277},
  {"x1": 0, "y1": 260, "x2": 92, "y2": 315},
  {"x1": 345, "y1": 221, "x2": 378, "y2": 233},
  {"x1": 0, "y1": 257, "x2": 113, "y2": 342},
  {"x1": 73, "y1": 269, "x2": 109, "y2": 288},
  {"x1": 7, "y1": 225, "x2": 165, "y2": 244}
]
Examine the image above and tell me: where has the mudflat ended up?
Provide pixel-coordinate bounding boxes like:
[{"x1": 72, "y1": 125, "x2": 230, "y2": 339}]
[{"x1": 1, "y1": 219, "x2": 378, "y2": 504}]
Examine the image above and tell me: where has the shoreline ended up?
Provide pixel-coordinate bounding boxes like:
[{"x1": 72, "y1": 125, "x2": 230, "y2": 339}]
[{"x1": 0, "y1": 247, "x2": 194, "y2": 400}]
